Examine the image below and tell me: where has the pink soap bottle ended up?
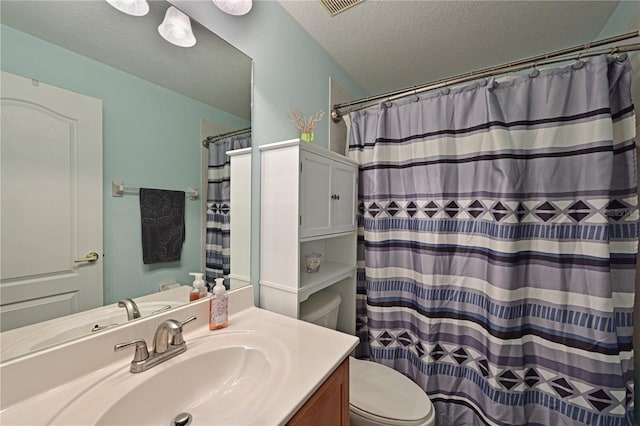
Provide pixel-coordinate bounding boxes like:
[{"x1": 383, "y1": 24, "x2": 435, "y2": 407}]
[
  {"x1": 189, "y1": 272, "x2": 206, "y2": 301},
  {"x1": 209, "y1": 278, "x2": 228, "y2": 330}
]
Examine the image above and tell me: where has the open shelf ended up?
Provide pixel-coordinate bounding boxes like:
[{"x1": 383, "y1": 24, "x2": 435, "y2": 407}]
[{"x1": 299, "y1": 261, "x2": 355, "y2": 302}]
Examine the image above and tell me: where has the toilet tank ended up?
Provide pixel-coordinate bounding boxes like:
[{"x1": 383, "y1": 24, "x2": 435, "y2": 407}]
[{"x1": 300, "y1": 290, "x2": 341, "y2": 330}]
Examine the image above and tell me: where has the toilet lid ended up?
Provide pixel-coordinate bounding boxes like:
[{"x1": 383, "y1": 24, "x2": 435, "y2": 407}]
[{"x1": 349, "y1": 357, "x2": 433, "y2": 424}]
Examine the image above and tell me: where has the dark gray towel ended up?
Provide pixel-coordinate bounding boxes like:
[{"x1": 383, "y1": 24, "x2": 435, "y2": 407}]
[{"x1": 139, "y1": 188, "x2": 185, "y2": 264}]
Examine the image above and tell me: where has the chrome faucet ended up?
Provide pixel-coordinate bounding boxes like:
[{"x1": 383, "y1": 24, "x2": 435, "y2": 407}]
[
  {"x1": 118, "y1": 298, "x2": 141, "y2": 320},
  {"x1": 114, "y1": 316, "x2": 196, "y2": 373}
]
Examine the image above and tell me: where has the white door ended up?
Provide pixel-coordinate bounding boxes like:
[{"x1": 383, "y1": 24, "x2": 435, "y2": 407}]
[
  {"x1": 0, "y1": 71, "x2": 103, "y2": 332},
  {"x1": 299, "y1": 151, "x2": 333, "y2": 238},
  {"x1": 332, "y1": 163, "x2": 357, "y2": 233}
]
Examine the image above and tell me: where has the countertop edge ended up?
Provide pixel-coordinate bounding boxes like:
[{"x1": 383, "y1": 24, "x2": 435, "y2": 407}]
[{"x1": 1, "y1": 292, "x2": 360, "y2": 426}]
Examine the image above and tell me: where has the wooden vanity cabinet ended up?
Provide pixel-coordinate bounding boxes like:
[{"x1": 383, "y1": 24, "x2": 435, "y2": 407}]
[{"x1": 287, "y1": 357, "x2": 349, "y2": 426}]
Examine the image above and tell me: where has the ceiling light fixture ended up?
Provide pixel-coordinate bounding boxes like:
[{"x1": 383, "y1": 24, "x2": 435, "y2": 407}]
[
  {"x1": 212, "y1": 0, "x2": 252, "y2": 16},
  {"x1": 105, "y1": 0, "x2": 149, "y2": 16},
  {"x1": 158, "y1": 6, "x2": 196, "y2": 48}
]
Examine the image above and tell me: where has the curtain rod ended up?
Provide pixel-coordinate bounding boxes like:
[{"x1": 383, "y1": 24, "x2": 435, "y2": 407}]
[
  {"x1": 331, "y1": 30, "x2": 640, "y2": 122},
  {"x1": 202, "y1": 127, "x2": 251, "y2": 148}
]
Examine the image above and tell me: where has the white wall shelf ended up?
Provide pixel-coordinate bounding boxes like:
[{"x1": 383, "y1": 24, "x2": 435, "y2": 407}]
[
  {"x1": 299, "y1": 230, "x2": 354, "y2": 243},
  {"x1": 299, "y1": 262, "x2": 356, "y2": 302}
]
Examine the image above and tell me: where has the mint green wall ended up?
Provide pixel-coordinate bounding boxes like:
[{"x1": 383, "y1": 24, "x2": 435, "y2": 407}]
[
  {"x1": 171, "y1": 1, "x2": 367, "y2": 149},
  {"x1": 1, "y1": 24, "x2": 249, "y2": 304},
  {"x1": 171, "y1": 0, "x2": 369, "y2": 306},
  {"x1": 597, "y1": 1, "x2": 639, "y2": 39}
]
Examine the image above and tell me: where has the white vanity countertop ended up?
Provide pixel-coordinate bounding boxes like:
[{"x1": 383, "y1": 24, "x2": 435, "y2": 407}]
[
  {"x1": 212, "y1": 306, "x2": 359, "y2": 423},
  {"x1": 0, "y1": 297, "x2": 359, "y2": 425}
]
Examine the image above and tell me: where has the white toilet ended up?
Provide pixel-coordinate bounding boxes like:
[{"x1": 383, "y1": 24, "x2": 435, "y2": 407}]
[{"x1": 300, "y1": 290, "x2": 436, "y2": 426}]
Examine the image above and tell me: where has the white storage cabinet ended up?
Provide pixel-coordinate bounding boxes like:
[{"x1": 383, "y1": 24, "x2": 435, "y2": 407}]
[{"x1": 259, "y1": 139, "x2": 358, "y2": 334}]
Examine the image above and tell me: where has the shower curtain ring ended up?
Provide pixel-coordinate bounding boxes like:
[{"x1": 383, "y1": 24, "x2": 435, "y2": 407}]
[
  {"x1": 572, "y1": 51, "x2": 585, "y2": 70},
  {"x1": 529, "y1": 63, "x2": 540, "y2": 78}
]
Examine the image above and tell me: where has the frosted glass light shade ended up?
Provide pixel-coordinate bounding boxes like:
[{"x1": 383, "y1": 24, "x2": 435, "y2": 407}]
[
  {"x1": 158, "y1": 6, "x2": 196, "y2": 48},
  {"x1": 105, "y1": 0, "x2": 149, "y2": 16},
  {"x1": 212, "y1": 0, "x2": 252, "y2": 16}
]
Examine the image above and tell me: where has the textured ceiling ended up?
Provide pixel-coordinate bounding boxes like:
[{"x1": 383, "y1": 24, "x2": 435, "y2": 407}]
[
  {"x1": 0, "y1": 0, "x2": 252, "y2": 120},
  {"x1": 279, "y1": 0, "x2": 621, "y2": 96},
  {"x1": 2, "y1": 1, "x2": 624, "y2": 116}
]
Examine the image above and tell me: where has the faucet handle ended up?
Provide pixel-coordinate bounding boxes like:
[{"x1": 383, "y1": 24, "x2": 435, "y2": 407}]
[
  {"x1": 114, "y1": 338, "x2": 150, "y2": 362},
  {"x1": 180, "y1": 316, "x2": 197, "y2": 327},
  {"x1": 170, "y1": 316, "x2": 197, "y2": 346}
]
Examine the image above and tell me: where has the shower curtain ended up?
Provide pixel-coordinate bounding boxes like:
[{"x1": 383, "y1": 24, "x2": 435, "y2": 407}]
[
  {"x1": 205, "y1": 133, "x2": 251, "y2": 288},
  {"x1": 348, "y1": 55, "x2": 636, "y2": 425}
]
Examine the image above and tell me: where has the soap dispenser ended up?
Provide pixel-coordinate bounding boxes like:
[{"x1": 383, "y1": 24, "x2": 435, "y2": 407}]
[
  {"x1": 210, "y1": 278, "x2": 228, "y2": 330},
  {"x1": 189, "y1": 272, "x2": 206, "y2": 301}
]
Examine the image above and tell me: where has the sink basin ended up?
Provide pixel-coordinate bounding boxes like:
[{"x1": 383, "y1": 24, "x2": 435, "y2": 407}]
[{"x1": 49, "y1": 330, "x2": 288, "y2": 425}]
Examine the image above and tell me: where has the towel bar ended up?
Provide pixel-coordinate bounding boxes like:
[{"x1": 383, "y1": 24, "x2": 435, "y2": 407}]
[{"x1": 112, "y1": 180, "x2": 198, "y2": 200}]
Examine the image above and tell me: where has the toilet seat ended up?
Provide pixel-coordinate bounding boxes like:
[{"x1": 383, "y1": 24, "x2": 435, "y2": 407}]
[
  {"x1": 349, "y1": 357, "x2": 434, "y2": 426},
  {"x1": 350, "y1": 404, "x2": 429, "y2": 426}
]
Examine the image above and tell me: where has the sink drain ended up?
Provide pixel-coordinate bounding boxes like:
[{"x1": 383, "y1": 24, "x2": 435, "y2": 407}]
[{"x1": 172, "y1": 412, "x2": 192, "y2": 426}]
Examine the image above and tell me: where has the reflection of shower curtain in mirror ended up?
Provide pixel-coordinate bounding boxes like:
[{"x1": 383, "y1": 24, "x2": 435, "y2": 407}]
[{"x1": 206, "y1": 133, "x2": 251, "y2": 289}]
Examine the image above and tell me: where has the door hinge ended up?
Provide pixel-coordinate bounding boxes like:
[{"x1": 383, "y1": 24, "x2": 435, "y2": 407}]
[
  {"x1": 300, "y1": 162, "x2": 303, "y2": 173},
  {"x1": 299, "y1": 215, "x2": 302, "y2": 226}
]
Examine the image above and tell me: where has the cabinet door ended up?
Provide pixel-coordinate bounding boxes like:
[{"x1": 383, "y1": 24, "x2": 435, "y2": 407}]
[
  {"x1": 332, "y1": 163, "x2": 357, "y2": 233},
  {"x1": 287, "y1": 357, "x2": 349, "y2": 426},
  {"x1": 300, "y1": 151, "x2": 333, "y2": 238}
]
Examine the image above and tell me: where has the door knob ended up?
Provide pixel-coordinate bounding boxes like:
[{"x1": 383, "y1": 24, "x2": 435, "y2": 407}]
[{"x1": 74, "y1": 252, "x2": 100, "y2": 263}]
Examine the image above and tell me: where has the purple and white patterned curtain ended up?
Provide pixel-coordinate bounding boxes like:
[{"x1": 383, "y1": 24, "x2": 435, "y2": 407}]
[
  {"x1": 205, "y1": 132, "x2": 251, "y2": 289},
  {"x1": 348, "y1": 55, "x2": 636, "y2": 425}
]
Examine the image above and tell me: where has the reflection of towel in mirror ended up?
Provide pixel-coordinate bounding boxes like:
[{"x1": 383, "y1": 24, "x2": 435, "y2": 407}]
[{"x1": 139, "y1": 188, "x2": 185, "y2": 264}]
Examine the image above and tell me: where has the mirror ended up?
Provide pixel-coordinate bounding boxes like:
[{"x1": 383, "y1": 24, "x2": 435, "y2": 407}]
[{"x1": 0, "y1": 0, "x2": 252, "y2": 361}]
